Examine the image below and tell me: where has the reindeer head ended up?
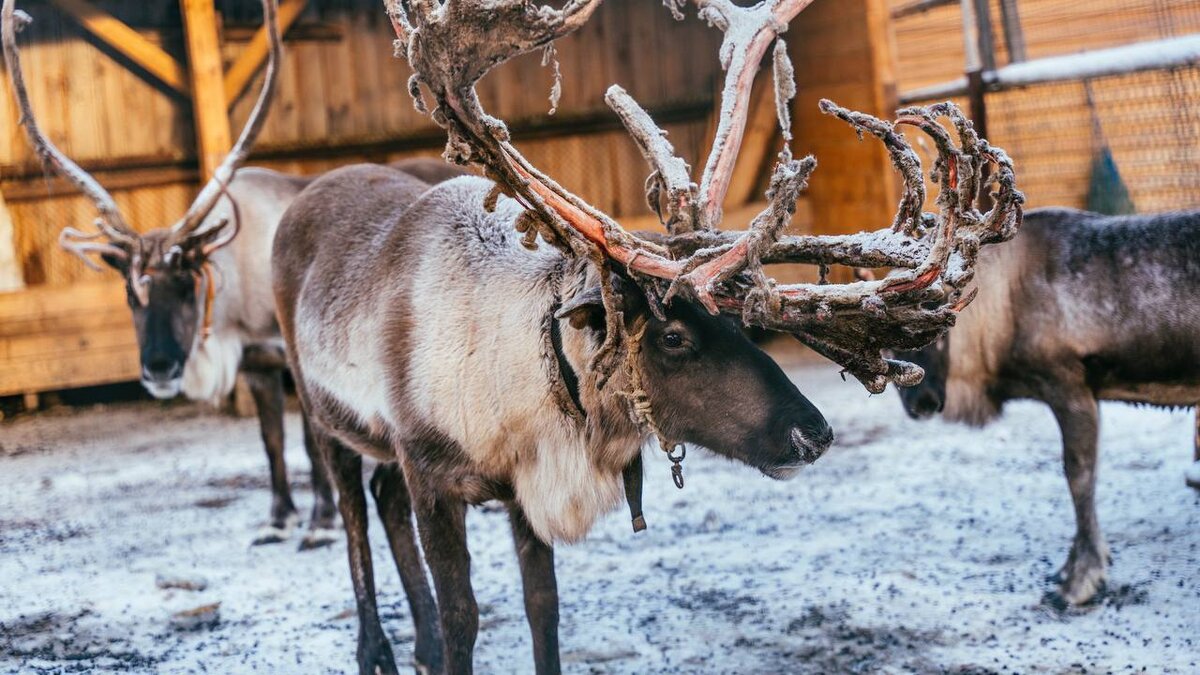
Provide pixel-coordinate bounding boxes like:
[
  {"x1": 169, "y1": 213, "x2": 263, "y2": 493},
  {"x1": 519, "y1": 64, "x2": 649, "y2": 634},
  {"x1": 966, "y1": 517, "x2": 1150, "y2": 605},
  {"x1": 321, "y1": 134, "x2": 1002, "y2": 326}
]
[
  {"x1": 391, "y1": 0, "x2": 1024, "y2": 481},
  {"x1": 559, "y1": 269, "x2": 832, "y2": 478},
  {"x1": 2, "y1": 0, "x2": 282, "y2": 398},
  {"x1": 893, "y1": 336, "x2": 950, "y2": 420}
]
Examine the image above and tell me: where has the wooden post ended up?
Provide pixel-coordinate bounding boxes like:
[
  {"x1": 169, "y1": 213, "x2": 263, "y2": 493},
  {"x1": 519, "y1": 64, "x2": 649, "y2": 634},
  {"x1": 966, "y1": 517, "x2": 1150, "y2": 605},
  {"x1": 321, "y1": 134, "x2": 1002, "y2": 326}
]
[
  {"x1": 180, "y1": 0, "x2": 231, "y2": 180},
  {"x1": 962, "y1": 0, "x2": 994, "y2": 207}
]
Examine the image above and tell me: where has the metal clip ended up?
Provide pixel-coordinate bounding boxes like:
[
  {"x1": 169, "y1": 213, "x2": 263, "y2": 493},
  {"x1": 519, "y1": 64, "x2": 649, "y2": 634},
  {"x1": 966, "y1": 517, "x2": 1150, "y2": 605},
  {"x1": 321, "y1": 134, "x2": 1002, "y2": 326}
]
[
  {"x1": 665, "y1": 442, "x2": 686, "y2": 490},
  {"x1": 671, "y1": 461, "x2": 685, "y2": 489}
]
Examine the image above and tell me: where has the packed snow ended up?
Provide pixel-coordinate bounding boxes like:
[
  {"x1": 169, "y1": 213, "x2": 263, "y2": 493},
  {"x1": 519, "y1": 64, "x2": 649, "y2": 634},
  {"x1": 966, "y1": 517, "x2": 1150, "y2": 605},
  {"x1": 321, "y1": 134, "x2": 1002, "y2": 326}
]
[{"x1": 1, "y1": 353, "x2": 1197, "y2": 673}]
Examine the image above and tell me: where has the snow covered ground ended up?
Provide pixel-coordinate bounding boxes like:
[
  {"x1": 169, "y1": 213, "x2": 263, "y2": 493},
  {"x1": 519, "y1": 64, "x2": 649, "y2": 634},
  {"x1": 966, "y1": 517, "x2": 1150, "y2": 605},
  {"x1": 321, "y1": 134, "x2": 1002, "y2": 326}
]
[{"x1": 1, "y1": 357, "x2": 1197, "y2": 674}]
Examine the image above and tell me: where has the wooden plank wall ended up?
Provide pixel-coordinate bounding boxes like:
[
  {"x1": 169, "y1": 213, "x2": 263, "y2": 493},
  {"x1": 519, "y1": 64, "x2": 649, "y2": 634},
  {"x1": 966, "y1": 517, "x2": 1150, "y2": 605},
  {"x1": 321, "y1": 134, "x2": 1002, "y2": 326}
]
[{"x1": 0, "y1": 281, "x2": 138, "y2": 395}]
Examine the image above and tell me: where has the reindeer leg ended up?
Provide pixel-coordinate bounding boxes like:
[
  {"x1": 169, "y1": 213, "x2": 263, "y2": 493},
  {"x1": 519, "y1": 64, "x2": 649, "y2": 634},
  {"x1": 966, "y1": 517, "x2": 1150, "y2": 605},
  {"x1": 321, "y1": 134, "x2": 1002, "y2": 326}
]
[
  {"x1": 1187, "y1": 406, "x2": 1200, "y2": 490},
  {"x1": 370, "y1": 464, "x2": 443, "y2": 674},
  {"x1": 508, "y1": 502, "x2": 560, "y2": 675},
  {"x1": 244, "y1": 369, "x2": 299, "y2": 545},
  {"x1": 320, "y1": 434, "x2": 399, "y2": 675},
  {"x1": 299, "y1": 411, "x2": 340, "y2": 550},
  {"x1": 407, "y1": 472, "x2": 477, "y2": 675},
  {"x1": 1045, "y1": 390, "x2": 1108, "y2": 608}
]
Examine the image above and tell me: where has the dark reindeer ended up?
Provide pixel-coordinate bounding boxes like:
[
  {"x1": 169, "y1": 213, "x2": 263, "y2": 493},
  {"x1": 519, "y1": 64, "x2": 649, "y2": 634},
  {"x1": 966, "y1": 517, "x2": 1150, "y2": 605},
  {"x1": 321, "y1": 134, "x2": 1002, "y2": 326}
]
[
  {"x1": 1, "y1": 0, "x2": 343, "y2": 547},
  {"x1": 895, "y1": 207, "x2": 1200, "y2": 607},
  {"x1": 272, "y1": 0, "x2": 1022, "y2": 672}
]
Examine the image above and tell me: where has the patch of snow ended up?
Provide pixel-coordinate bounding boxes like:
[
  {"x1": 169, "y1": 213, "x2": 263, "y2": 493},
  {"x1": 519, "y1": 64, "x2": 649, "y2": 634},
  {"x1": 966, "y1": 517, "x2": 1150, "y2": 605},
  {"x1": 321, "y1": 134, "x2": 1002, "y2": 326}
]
[{"x1": 0, "y1": 359, "x2": 1197, "y2": 673}]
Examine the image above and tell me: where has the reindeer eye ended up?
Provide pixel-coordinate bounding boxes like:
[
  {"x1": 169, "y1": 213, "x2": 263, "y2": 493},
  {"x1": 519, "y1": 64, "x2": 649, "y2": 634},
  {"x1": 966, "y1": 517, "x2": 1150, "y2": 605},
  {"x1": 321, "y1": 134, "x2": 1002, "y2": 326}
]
[{"x1": 661, "y1": 332, "x2": 685, "y2": 349}]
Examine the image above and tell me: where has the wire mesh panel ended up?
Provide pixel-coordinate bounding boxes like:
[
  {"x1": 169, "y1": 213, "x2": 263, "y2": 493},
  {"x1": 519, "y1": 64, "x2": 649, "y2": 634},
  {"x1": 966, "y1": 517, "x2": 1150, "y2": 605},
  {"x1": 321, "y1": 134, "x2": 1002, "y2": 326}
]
[{"x1": 889, "y1": 0, "x2": 1200, "y2": 212}]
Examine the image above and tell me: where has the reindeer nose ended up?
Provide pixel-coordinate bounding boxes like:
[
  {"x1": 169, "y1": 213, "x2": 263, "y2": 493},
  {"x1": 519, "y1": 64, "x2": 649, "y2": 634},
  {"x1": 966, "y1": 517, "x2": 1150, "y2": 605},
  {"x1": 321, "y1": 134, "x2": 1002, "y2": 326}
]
[
  {"x1": 789, "y1": 423, "x2": 833, "y2": 465},
  {"x1": 145, "y1": 356, "x2": 181, "y2": 380}
]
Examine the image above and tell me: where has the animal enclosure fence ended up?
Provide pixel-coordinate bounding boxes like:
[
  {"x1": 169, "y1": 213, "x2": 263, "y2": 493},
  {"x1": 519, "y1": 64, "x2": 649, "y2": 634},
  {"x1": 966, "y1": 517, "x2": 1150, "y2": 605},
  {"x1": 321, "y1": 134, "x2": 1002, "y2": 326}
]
[{"x1": 889, "y1": 0, "x2": 1200, "y2": 212}]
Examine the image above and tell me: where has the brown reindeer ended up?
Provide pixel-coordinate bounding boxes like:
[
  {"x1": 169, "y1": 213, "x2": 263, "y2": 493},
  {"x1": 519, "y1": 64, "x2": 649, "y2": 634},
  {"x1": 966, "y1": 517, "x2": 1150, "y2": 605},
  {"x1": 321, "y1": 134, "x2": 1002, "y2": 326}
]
[
  {"x1": 272, "y1": 0, "x2": 1023, "y2": 672},
  {"x1": 2, "y1": 0, "x2": 344, "y2": 547},
  {"x1": 895, "y1": 207, "x2": 1200, "y2": 608}
]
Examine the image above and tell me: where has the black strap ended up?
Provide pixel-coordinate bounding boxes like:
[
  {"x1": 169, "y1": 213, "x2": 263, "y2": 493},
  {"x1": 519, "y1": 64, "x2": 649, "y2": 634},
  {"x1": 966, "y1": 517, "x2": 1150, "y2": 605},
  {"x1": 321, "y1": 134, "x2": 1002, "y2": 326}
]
[
  {"x1": 549, "y1": 304, "x2": 645, "y2": 533},
  {"x1": 548, "y1": 307, "x2": 585, "y2": 417},
  {"x1": 622, "y1": 453, "x2": 646, "y2": 533}
]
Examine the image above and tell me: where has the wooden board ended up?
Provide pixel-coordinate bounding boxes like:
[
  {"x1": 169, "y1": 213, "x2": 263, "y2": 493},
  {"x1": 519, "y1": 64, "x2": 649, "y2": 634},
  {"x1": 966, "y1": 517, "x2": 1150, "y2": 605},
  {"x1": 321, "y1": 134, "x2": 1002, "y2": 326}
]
[
  {"x1": 791, "y1": 0, "x2": 898, "y2": 250},
  {"x1": 0, "y1": 281, "x2": 138, "y2": 396},
  {"x1": 47, "y1": 0, "x2": 189, "y2": 95}
]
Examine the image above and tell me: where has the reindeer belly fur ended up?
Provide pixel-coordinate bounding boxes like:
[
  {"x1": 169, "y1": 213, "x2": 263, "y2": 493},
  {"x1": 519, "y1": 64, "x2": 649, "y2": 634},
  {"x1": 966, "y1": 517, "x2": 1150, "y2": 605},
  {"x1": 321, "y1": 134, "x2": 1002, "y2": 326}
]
[{"x1": 294, "y1": 291, "x2": 398, "y2": 434}]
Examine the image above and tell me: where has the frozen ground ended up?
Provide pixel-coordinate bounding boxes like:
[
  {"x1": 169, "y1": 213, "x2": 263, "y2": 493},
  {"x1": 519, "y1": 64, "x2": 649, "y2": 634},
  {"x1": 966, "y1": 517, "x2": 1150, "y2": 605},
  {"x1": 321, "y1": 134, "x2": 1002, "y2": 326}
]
[{"x1": 1, "y1": 358, "x2": 1198, "y2": 674}]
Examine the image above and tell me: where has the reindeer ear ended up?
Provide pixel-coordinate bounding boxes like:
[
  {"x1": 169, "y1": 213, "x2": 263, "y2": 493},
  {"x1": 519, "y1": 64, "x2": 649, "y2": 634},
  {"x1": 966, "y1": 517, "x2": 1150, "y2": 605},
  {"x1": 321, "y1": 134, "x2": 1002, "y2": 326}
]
[
  {"x1": 556, "y1": 285, "x2": 606, "y2": 331},
  {"x1": 555, "y1": 274, "x2": 645, "y2": 333},
  {"x1": 176, "y1": 217, "x2": 236, "y2": 267}
]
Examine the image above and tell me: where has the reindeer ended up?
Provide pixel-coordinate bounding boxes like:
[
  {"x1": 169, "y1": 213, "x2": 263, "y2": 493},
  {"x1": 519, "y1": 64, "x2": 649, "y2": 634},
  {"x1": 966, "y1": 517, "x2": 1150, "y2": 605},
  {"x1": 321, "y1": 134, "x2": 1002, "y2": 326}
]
[
  {"x1": 1, "y1": 0, "x2": 345, "y2": 547},
  {"x1": 272, "y1": 0, "x2": 1022, "y2": 672},
  {"x1": 895, "y1": 207, "x2": 1200, "y2": 608}
]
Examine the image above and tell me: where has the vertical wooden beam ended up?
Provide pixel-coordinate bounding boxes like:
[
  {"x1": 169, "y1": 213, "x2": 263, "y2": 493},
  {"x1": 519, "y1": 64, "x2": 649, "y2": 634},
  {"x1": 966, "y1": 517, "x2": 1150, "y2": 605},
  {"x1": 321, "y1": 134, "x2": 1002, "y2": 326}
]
[
  {"x1": 179, "y1": 0, "x2": 256, "y2": 416},
  {"x1": 180, "y1": 0, "x2": 230, "y2": 179}
]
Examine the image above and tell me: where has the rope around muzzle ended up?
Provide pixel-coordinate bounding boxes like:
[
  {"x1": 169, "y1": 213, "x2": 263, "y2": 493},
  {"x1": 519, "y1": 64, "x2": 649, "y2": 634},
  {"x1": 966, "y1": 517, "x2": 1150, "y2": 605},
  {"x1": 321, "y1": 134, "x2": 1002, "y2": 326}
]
[{"x1": 620, "y1": 320, "x2": 687, "y2": 490}]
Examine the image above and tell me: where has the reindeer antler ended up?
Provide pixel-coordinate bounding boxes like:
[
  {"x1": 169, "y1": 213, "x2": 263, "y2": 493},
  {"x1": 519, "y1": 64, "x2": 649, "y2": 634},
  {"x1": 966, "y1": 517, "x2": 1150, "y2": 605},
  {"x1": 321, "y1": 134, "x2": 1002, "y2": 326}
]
[
  {"x1": 389, "y1": 0, "x2": 1023, "y2": 393},
  {"x1": 3, "y1": 0, "x2": 282, "y2": 301},
  {"x1": 2, "y1": 0, "x2": 136, "y2": 248}
]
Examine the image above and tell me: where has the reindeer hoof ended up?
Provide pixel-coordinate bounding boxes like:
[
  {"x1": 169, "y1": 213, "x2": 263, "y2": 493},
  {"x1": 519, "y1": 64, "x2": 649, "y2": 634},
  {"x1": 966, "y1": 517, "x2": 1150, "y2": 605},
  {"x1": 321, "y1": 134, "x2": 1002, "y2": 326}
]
[
  {"x1": 1042, "y1": 579, "x2": 1107, "y2": 612},
  {"x1": 252, "y1": 513, "x2": 299, "y2": 545},
  {"x1": 1040, "y1": 589, "x2": 1070, "y2": 612},
  {"x1": 251, "y1": 526, "x2": 291, "y2": 545},
  {"x1": 1048, "y1": 565, "x2": 1108, "y2": 609},
  {"x1": 1185, "y1": 461, "x2": 1200, "y2": 490},
  {"x1": 298, "y1": 527, "x2": 340, "y2": 551}
]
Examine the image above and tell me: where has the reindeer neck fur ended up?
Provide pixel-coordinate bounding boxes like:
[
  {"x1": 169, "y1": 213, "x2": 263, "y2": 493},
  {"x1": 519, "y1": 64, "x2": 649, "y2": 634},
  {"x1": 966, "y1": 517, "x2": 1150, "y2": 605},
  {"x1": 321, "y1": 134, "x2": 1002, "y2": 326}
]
[
  {"x1": 943, "y1": 234, "x2": 1023, "y2": 426},
  {"x1": 398, "y1": 183, "x2": 645, "y2": 542}
]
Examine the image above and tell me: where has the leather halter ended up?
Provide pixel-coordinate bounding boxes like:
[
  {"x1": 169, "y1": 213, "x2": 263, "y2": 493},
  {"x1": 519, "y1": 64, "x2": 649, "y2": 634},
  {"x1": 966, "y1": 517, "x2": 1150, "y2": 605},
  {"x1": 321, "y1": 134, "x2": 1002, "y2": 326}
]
[{"x1": 546, "y1": 300, "x2": 647, "y2": 533}]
